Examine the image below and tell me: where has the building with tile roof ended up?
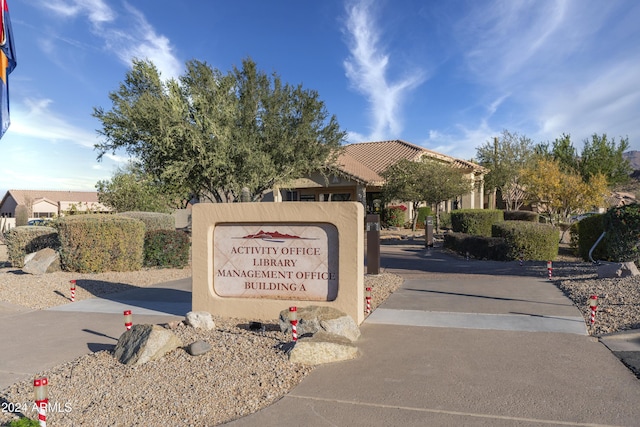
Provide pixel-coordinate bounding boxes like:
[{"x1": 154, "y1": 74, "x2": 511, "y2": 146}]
[
  {"x1": 268, "y1": 140, "x2": 488, "y2": 216},
  {"x1": 0, "y1": 190, "x2": 111, "y2": 219}
]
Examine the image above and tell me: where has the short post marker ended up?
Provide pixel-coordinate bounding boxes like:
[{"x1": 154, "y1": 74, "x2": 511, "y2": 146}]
[
  {"x1": 547, "y1": 260, "x2": 553, "y2": 280},
  {"x1": 519, "y1": 253, "x2": 523, "y2": 267},
  {"x1": 69, "y1": 280, "x2": 76, "y2": 302},
  {"x1": 365, "y1": 287, "x2": 372, "y2": 314},
  {"x1": 589, "y1": 295, "x2": 598, "y2": 327},
  {"x1": 288, "y1": 306, "x2": 298, "y2": 342},
  {"x1": 123, "y1": 310, "x2": 133, "y2": 330},
  {"x1": 33, "y1": 377, "x2": 48, "y2": 427}
]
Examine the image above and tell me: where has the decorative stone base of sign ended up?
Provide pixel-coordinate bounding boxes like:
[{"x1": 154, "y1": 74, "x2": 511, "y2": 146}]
[
  {"x1": 287, "y1": 332, "x2": 359, "y2": 365},
  {"x1": 278, "y1": 306, "x2": 361, "y2": 342},
  {"x1": 192, "y1": 202, "x2": 364, "y2": 324}
]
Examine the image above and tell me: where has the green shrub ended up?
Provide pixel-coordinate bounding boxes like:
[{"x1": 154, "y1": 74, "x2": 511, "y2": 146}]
[
  {"x1": 415, "y1": 207, "x2": 433, "y2": 230},
  {"x1": 503, "y1": 210, "x2": 539, "y2": 222},
  {"x1": 9, "y1": 417, "x2": 40, "y2": 427},
  {"x1": 15, "y1": 205, "x2": 28, "y2": 226},
  {"x1": 443, "y1": 231, "x2": 509, "y2": 261},
  {"x1": 450, "y1": 209, "x2": 504, "y2": 237},
  {"x1": 572, "y1": 214, "x2": 606, "y2": 261},
  {"x1": 492, "y1": 221, "x2": 558, "y2": 261},
  {"x1": 439, "y1": 212, "x2": 452, "y2": 230},
  {"x1": 603, "y1": 204, "x2": 640, "y2": 263},
  {"x1": 4, "y1": 226, "x2": 60, "y2": 268},
  {"x1": 117, "y1": 211, "x2": 175, "y2": 232},
  {"x1": 144, "y1": 229, "x2": 190, "y2": 268},
  {"x1": 57, "y1": 215, "x2": 145, "y2": 273}
]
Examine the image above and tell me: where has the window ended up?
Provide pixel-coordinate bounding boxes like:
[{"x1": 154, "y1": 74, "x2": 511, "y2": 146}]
[
  {"x1": 284, "y1": 191, "x2": 299, "y2": 201},
  {"x1": 321, "y1": 193, "x2": 351, "y2": 202}
]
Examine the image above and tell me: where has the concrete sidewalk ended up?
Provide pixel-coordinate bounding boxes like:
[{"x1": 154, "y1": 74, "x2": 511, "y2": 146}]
[
  {"x1": 228, "y1": 244, "x2": 640, "y2": 427},
  {"x1": 0, "y1": 278, "x2": 191, "y2": 389}
]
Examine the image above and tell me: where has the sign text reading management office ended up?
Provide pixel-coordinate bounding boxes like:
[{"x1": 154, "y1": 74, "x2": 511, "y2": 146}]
[{"x1": 213, "y1": 225, "x2": 339, "y2": 301}]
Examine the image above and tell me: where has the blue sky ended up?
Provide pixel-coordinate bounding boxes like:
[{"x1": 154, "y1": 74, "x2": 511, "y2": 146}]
[{"x1": 1, "y1": 0, "x2": 639, "y2": 195}]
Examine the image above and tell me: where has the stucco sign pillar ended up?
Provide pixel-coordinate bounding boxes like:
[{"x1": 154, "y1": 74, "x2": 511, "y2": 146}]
[{"x1": 192, "y1": 202, "x2": 365, "y2": 324}]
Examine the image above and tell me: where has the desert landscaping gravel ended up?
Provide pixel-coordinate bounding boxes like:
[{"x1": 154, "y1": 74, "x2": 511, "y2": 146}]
[
  {"x1": 0, "y1": 241, "x2": 402, "y2": 426},
  {"x1": 1, "y1": 240, "x2": 639, "y2": 425}
]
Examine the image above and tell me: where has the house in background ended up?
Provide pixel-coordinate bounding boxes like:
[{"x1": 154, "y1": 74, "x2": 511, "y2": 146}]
[
  {"x1": 266, "y1": 140, "x2": 488, "y2": 217},
  {"x1": 0, "y1": 190, "x2": 111, "y2": 220}
]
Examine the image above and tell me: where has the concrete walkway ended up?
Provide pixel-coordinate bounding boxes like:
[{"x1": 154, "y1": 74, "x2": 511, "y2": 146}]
[{"x1": 229, "y1": 244, "x2": 640, "y2": 427}]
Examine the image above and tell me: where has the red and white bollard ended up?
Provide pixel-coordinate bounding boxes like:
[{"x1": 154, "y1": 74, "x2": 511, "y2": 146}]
[
  {"x1": 33, "y1": 377, "x2": 48, "y2": 427},
  {"x1": 123, "y1": 310, "x2": 133, "y2": 330},
  {"x1": 69, "y1": 280, "x2": 76, "y2": 302},
  {"x1": 589, "y1": 295, "x2": 598, "y2": 327},
  {"x1": 365, "y1": 287, "x2": 372, "y2": 314},
  {"x1": 288, "y1": 306, "x2": 298, "y2": 342},
  {"x1": 547, "y1": 261, "x2": 553, "y2": 280}
]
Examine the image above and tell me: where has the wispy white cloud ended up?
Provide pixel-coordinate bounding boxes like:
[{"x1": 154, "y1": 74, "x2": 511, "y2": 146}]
[
  {"x1": 342, "y1": 0, "x2": 425, "y2": 141},
  {"x1": 104, "y1": 3, "x2": 182, "y2": 79},
  {"x1": 536, "y1": 60, "x2": 640, "y2": 143},
  {"x1": 437, "y1": 0, "x2": 640, "y2": 158},
  {"x1": 37, "y1": 0, "x2": 182, "y2": 79},
  {"x1": 10, "y1": 98, "x2": 99, "y2": 148},
  {"x1": 41, "y1": 0, "x2": 115, "y2": 24}
]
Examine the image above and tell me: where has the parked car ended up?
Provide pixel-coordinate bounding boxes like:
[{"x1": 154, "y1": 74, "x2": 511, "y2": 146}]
[
  {"x1": 27, "y1": 219, "x2": 52, "y2": 226},
  {"x1": 570, "y1": 212, "x2": 600, "y2": 223}
]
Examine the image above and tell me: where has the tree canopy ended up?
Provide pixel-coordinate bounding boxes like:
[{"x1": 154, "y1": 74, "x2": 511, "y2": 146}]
[
  {"x1": 93, "y1": 58, "x2": 346, "y2": 203},
  {"x1": 475, "y1": 130, "x2": 535, "y2": 210},
  {"x1": 519, "y1": 158, "x2": 608, "y2": 224},
  {"x1": 96, "y1": 163, "x2": 182, "y2": 213},
  {"x1": 382, "y1": 158, "x2": 470, "y2": 230}
]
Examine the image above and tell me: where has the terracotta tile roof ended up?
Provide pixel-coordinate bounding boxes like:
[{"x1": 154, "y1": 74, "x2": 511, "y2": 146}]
[
  {"x1": 336, "y1": 140, "x2": 487, "y2": 185},
  {"x1": 2, "y1": 190, "x2": 100, "y2": 206}
]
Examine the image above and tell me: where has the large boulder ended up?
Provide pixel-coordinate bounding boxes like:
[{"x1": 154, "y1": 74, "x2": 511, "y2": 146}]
[
  {"x1": 185, "y1": 311, "x2": 215, "y2": 330},
  {"x1": 22, "y1": 248, "x2": 61, "y2": 275},
  {"x1": 278, "y1": 306, "x2": 360, "y2": 342},
  {"x1": 597, "y1": 262, "x2": 640, "y2": 279},
  {"x1": 114, "y1": 324, "x2": 182, "y2": 366},
  {"x1": 288, "y1": 332, "x2": 359, "y2": 365}
]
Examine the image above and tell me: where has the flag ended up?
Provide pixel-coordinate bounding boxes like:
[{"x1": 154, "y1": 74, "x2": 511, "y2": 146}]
[{"x1": 0, "y1": 0, "x2": 16, "y2": 139}]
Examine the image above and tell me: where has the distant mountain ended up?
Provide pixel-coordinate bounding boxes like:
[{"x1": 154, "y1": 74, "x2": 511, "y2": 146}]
[{"x1": 623, "y1": 151, "x2": 640, "y2": 171}]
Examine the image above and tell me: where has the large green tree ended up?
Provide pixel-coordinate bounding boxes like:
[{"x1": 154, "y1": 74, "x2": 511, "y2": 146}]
[
  {"x1": 381, "y1": 159, "x2": 424, "y2": 229},
  {"x1": 93, "y1": 58, "x2": 345, "y2": 203},
  {"x1": 382, "y1": 158, "x2": 470, "y2": 231},
  {"x1": 579, "y1": 133, "x2": 631, "y2": 186},
  {"x1": 475, "y1": 130, "x2": 535, "y2": 210},
  {"x1": 96, "y1": 163, "x2": 182, "y2": 213}
]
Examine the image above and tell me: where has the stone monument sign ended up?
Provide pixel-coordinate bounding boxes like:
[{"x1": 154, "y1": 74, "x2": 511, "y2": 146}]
[{"x1": 192, "y1": 202, "x2": 364, "y2": 324}]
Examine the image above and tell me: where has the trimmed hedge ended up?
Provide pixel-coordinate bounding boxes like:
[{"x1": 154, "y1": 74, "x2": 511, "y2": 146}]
[
  {"x1": 144, "y1": 229, "x2": 190, "y2": 268},
  {"x1": 57, "y1": 215, "x2": 145, "y2": 273},
  {"x1": 492, "y1": 221, "x2": 558, "y2": 261},
  {"x1": 415, "y1": 207, "x2": 434, "y2": 230},
  {"x1": 603, "y1": 204, "x2": 640, "y2": 263},
  {"x1": 4, "y1": 226, "x2": 60, "y2": 268},
  {"x1": 503, "y1": 210, "x2": 539, "y2": 222},
  {"x1": 450, "y1": 209, "x2": 504, "y2": 237},
  {"x1": 443, "y1": 232, "x2": 509, "y2": 261},
  {"x1": 572, "y1": 214, "x2": 606, "y2": 262},
  {"x1": 117, "y1": 211, "x2": 175, "y2": 232}
]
